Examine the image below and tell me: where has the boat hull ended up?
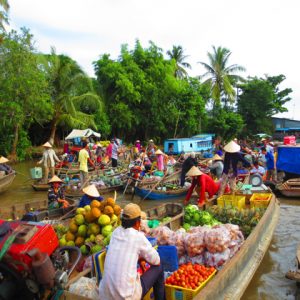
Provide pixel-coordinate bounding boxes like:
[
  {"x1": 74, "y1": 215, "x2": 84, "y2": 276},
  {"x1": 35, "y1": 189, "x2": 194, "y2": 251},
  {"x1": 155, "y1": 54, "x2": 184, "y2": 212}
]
[
  {"x1": 194, "y1": 194, "x2": 280, "y2": 299},
  {"x1": 135, "y1": 186, "x2": 188, "y2": 200},
  {"x1": 31, "y1": 183, "x2": 50, "y2": 191},
  {"x1": 0, "y1": 172, "x2": 16, "y2": 194}
]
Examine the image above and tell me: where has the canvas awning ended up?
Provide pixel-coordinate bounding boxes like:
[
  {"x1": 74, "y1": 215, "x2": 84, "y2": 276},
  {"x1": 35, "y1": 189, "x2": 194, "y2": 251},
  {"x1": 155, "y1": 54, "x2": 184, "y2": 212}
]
[{"x1": 65, "y1": 129, "x2": 101, "y2": 140}]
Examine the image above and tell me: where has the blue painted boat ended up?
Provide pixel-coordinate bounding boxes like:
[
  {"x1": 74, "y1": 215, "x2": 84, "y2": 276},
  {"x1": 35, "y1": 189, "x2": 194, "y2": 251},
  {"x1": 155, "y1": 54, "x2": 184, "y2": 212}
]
[{"x1": 134, "y1": 186, "x2": 188, "y2": 200}]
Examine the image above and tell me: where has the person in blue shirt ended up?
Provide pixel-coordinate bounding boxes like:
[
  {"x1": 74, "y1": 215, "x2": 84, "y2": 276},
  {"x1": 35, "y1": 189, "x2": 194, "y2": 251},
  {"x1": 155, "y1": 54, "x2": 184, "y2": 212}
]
[
  {"x1": 78, "y1": 184, "x2": 103, "y2": 207},
  {"x1": 261, "y1": 147, "x2": 276, "y2": 181}
]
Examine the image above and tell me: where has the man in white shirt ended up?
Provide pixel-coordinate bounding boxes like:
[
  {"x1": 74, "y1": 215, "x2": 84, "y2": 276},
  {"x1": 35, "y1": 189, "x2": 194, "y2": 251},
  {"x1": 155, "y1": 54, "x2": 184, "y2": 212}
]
[
  {"x1": 99, "y1": 203, "x2": 165, "y2": 300},
  {"x1": 250, "y1": 160, "x2": 265, "y2": 176}
]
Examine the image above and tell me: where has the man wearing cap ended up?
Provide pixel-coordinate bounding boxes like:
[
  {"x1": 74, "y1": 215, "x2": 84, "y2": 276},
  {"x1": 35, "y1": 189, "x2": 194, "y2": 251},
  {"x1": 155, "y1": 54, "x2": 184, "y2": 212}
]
[
  {"x1": 180, "y1": 152, "x2": 198, "y2": 186},
  {"x1": 209, "y1": 154, "x2": 224, "y2": 179},
  {"x1": 48, "y1": 175, "x2": 69, "y2": 209},
  {"x1": 218, "y1": 140, "x2": 252, "y2": 196},
  {"x1": 78, "y1": 184, "x2": 103, "y2": 207},
  {"x1": 99, "y1": 203, "x2": 165, "y2": 300},
  {"x1": 0, "y1": 156, "x2": 13, "y2": 175},
  {"x1": 185, "y1": 166, "x2": 221, "y2": 207},
  {"x1": 37, "y1": 142, "x2": 61, "y2": 183}
]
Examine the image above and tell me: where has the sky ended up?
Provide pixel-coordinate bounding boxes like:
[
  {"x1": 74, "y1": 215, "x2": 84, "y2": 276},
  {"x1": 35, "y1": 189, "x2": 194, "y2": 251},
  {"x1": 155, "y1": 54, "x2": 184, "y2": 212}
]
[{"x1": 6, "y1": 0, "x2": 300, "y2": 120}]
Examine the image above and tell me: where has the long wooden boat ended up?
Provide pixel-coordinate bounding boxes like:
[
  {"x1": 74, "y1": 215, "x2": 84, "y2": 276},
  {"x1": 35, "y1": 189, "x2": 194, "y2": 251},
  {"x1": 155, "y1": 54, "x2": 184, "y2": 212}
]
[
  {"x1": 276, "y1": 178, "x2": 300, "y2": 197},
  {"x1": 31, "y1": 182, "x2": 50, "y2": 191},
  {"x1": 0, "y1": 198, "x2": 77, "y2": 221},
  {"x1": 192, "y1": 193, "x2": 279, "y2": 299},
  {"x1": 135, "y1": 185, "x2": 189, "y2": 200},
  {"x1": 0, "y1": 172, "x2": 16, "y2": 194}
]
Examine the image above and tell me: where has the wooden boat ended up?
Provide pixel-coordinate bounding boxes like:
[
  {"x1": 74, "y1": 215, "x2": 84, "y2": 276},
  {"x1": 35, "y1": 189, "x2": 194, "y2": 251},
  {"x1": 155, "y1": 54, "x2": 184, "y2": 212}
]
[
  {"x1": 191, "y1": 193, "x2": 279, "y2": 299},
  {"x1": 31, "y1": 182, "x2": 50, "y2": 191},
  {"x1": 285, "y1": 244, "x2": 300, "y2": 282},
  {"x1": 0, "y1": 171, "x2": 16, "y2": 193},
  {"x1": 135, "y1": 185, "x2": 188, "y2": 200},
  {"x1": 0, "y1": 198, "x2": 77, "y2": 221},
  {"x1": 276, "y1": 178, "x2": 300, "y2": 197}
]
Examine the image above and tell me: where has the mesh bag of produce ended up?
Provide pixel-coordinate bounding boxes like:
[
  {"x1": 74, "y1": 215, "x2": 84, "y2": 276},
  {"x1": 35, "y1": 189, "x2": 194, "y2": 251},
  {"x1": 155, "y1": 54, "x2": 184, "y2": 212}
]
[
  {"x1": 204, "y1": 248, "x2": 231, "y2": 268},
  {"x1": 204, "y1": 226, "x2": 231, "y2": 253},
  {"x1": 151, "y1": 226, "x2": 174, "y2": 245},
  {"x1": 184, "y1": 231, "x2": 206, "y2": 257},
  {"x1": 168, "y1": 229, "x2": 186, "y2": 257}
]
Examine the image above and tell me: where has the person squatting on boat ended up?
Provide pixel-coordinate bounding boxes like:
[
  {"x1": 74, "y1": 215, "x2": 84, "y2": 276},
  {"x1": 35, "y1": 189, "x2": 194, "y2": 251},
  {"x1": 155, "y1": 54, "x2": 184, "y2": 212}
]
[
  {"x1": 99, "y1": 203, "x2": 166, "y2": 300},
  {"x1": 37, "y1": 142, "x2": 61, "y2": 183},
  {"x1": 78, "y1": 184, "x2": 103, "y2": 208},
  {"x1": 0, "y1": 156, "x2": 13, "y2": 175},
  {"x1": 184, "y1": 166, "x2": 222, "y2": 207},
  {"x1": 47, "y1": 175, "x2": 69, "y2": 209}
]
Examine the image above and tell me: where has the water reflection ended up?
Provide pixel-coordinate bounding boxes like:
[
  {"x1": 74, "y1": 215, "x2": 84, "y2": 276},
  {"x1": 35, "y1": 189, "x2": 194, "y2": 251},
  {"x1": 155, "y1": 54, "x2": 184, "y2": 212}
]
[{"x1": 2, "y1": 162, "x2": 300, "y2": 299}]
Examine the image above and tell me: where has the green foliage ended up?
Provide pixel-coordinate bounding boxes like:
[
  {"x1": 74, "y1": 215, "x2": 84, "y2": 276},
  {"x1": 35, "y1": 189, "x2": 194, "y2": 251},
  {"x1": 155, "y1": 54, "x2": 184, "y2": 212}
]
[{"x1": 237, "y1": 75, "x2": 292, "y2": 136}]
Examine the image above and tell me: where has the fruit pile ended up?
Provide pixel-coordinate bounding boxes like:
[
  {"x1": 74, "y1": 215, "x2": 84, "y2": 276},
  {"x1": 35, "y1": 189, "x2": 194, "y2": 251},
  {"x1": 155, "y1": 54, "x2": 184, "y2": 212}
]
[
  {"x1": 56, "y1": 197, "x2": 121, "y2": 255},
  {"x1": 165, "y1": 263, "x2": 216, "y2": 290}
]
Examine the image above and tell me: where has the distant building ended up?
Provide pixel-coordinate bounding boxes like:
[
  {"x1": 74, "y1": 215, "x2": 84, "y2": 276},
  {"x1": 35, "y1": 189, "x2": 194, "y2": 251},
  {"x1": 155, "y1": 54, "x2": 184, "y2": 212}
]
[{"x1": 272, "y1": 117, "x2": 300, "y2": 140}]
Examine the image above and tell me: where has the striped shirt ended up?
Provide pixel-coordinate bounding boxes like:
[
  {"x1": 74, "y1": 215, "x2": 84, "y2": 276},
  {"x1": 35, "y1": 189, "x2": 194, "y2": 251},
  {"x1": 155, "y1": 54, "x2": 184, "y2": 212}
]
[{"x1": 99, "y1": 226, "x2": 160, "y2": 300}]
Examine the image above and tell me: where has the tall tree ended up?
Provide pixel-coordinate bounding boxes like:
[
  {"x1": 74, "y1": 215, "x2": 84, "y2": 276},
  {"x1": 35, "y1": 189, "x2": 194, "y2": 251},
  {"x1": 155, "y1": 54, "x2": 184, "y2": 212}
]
[
  {"x1": 199, "y1": 46, "x2": 245, "y2": 108},
  {"x1": 167, "y1": 45, "x2": 191, "y2": 79},
  {"x1": 40, "y1": 48, "x2": 103, "y2": 144},
  {"x1": 237, "y1": 75, "x2": 292, "y2": 136},
  {"x1": 0, "y1": 0, "x2": 9, "y2": 31},
  {"x1": 0, "y1": 28, "x2": 51, "y2": 159}
]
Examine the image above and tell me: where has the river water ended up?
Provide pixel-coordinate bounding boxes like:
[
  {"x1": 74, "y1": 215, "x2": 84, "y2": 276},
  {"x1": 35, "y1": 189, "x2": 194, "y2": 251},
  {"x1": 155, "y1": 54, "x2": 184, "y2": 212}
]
[{"x1": 1, "y1": 161, "x2": 300, "y2": 300}]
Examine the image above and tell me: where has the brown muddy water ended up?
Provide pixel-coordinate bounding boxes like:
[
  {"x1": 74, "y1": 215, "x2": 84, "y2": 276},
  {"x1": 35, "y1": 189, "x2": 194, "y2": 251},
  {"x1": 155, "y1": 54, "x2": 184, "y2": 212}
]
[{"x1": 1, "y1": 161, "x2": 300, "y2": 300}]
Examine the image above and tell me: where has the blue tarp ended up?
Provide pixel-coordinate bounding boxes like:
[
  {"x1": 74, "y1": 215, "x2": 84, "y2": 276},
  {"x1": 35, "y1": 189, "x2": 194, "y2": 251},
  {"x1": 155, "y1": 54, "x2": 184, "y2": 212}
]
[{"x1": 277, "y1": 146, "x2": 300, "y2": 175}]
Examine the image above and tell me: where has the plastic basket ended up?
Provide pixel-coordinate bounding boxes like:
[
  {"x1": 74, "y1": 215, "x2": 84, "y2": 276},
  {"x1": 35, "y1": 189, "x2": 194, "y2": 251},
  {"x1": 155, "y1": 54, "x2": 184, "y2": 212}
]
[
  {"x1": 30, "y1": 167, "x2": 43, "y2": 179},
  {"x1": 165, "y1": 269, "x2": 217, "y2": 300},
  {"x1": 250, "y1": 193, "x2": 272, "y2": 208},
  {"x1": 157, "y1": 245, "x2": 178, "y2": 272},
  {"x1": 217, "y1": 195, "x2": 245, "y2": 209}
]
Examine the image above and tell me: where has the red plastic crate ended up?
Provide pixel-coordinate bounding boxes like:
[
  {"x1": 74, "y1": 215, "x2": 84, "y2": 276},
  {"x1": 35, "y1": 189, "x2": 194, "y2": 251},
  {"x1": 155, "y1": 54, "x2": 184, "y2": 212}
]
[{"x1": 283, "y1": 136, "x2": 296, "y2": 145}]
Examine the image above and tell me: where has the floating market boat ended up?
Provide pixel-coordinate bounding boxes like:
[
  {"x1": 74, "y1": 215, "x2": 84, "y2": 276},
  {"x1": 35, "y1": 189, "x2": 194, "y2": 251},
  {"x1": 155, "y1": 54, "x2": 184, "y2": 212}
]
[
  {"x1": 135, "y1": 185, "x2": 189, "y2": 200},
  {"x1": 31, "y1": 181, "x2": 50, "y2": 191},
  {"x1": 0, "y1": 171, "x2": 16, "y2": 194},
  {"x1": 276, "y1": 178, "x2": 300, "y2": 197}
]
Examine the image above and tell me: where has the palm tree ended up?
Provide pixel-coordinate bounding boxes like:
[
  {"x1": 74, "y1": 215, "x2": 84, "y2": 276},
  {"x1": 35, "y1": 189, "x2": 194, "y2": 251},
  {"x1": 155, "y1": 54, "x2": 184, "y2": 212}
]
[
  {"x1": 199, "y1": 46, "x2": 245, "y2": 107},
  {"x1": 40, "y1": 48, "x2": 103, "y2": 144},
  {"x1": 0, "y1": 0, "x2": 9, "y2": 31},
  {"x1": 167, "y1": 45, "x2": 191, "y2": 79}
]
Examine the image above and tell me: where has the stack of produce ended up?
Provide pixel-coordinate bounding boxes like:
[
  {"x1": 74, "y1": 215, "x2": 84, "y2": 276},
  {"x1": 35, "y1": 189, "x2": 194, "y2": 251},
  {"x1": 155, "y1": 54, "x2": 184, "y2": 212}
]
[
  {"x1": 207, "y1": 205, "x2": 266, "y2": 237},
  {"x1": 165, "y1": 263, "x2": 216, "y2": 290},
  {"x1": 54, "y1": 197, "x2": 122, "y2": 255},
  {"x1": 183, "y1": 204, "x2": 221, "y2": 230},
  {"x1": 90, "y1": 175, "x2": 123, "y2": 188}
]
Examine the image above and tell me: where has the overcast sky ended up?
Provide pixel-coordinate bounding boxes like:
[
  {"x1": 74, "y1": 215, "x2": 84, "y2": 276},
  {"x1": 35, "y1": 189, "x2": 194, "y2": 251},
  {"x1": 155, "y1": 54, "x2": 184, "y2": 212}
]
[{"x1": 7, "y1": 0, "x2": 299, "y2": 120}]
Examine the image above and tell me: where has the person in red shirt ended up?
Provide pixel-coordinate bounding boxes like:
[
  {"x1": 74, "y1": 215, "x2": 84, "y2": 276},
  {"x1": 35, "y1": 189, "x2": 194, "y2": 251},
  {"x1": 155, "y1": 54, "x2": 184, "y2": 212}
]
[{"x1": 184, "y1": 166, "x2": 220, "y2": 207}]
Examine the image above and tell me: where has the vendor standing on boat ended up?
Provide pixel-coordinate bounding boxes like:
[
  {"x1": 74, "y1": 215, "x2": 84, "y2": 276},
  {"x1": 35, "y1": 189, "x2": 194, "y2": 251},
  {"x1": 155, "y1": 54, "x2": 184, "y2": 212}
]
[
  {"x1": 180, "y1": 152, "x2": 197, "y2": 186},
  {"x1": 99, "y1": 203, "x2": 165, "y2": 300},
  {"x1": 78, "y1": 184, "x2": 103, "y2": 207},
  {"x1": 218, "y1": 140, "x2": 252, "y2": 196},
  {"x1": 37, "y1": 142, "x2": 61, "y2": 183},
  {"x1": 155, "y1": 149, "x2": 165, "y2": 172},
  {"x1": 78, "y1": 141, "x2": 96, "y2": 187},
  {"x1": 48, "y1": 175, "x2": 69, "y2": 209},
  {"x1": 184, "y1": 166, "x2": 220, "y2": 207},
  {"x1": 0, "y1": 156, "x2": 13, "y2": 175}
]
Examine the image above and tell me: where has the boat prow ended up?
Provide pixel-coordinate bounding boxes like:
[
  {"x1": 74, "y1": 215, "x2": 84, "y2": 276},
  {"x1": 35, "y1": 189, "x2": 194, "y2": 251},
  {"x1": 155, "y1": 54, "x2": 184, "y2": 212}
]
[{"x1": 0, "y1": 172, "x2": 16, "y2": 194}]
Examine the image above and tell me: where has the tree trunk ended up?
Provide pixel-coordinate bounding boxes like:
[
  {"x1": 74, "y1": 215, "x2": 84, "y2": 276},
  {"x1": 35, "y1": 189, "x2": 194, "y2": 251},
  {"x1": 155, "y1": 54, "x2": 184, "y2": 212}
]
[
  {"x1": 9, "y1": 124, "x2": 19, "y2": 162},
  {"x1": 49, "y1": 118, "x2": 58, "y2": 146},
  {"x1": 173, "y1": 112, "x2": 180, "y2": 138}
]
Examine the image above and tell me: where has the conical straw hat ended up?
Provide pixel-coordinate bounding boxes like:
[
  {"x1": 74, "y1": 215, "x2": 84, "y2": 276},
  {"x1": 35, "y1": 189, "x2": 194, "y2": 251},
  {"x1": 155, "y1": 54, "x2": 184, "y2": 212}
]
[
  {"x1": 42, "y1": 142, "x2": 52, "y2": 148},
  {"x1": 186, "y1": 166, "x2": 203, "y2": 177},
  {"x1": 212, "y1": 154, "x2": 223, "y2": 161},
  {"x1": 48, "y1": 175, "x2": 63, "y2": 184},
  {"x1": 82, "y1": 184, "x2": 100, "y2": 198},
  {"x1": 0, "y1": 156, "x2": 9, "y2": 164},
  {"x1": 224, "y1": 141, "x2": 240, "y2": 153},
  {"x1": 155, "y1": 149, "x2": 163, "y2": 155}
]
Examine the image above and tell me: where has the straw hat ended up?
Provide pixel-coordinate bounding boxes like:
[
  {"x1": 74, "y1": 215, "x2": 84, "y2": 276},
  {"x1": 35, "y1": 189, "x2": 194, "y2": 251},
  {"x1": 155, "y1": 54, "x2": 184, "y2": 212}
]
[
  {"x1": 186, "y1": 166, "x2": 203, "y2": 177},
  {"x1": 136, "y1": 140, "x2": 140, "y2": 143},
  {"x1": 122, "y1": 203, "x2": 141, "y2": 220},
  {"x1": 48, "y1": 175, "x2": 63, "y2": 184},
  {"x1": 0, "y1": 156, "x2": 9, "y2": 164},
  {"x1": 82, "y1": 184, "x2": 100, "y2": 198},
  {"x1": 140, "y1": 211, "x2": 147, "y2": 220},
  {"x1": 224, "y1": 141, "x2": 240, "y2": 153},
  {"x1": 212, "y1": 154, "x2": 223, "y2": 161},
  {"x1": 42, "y1": 142, "x2": 52, "y2": 148},
  {"x1": 261, "y1": 138, "x2": 266, "y2": 142},
  {"x1": 149, "y1": 139, "x2": 154, "y2": 143},
  {"x1": 155, "y1": 149, "x2": 163, "y2": 155}
]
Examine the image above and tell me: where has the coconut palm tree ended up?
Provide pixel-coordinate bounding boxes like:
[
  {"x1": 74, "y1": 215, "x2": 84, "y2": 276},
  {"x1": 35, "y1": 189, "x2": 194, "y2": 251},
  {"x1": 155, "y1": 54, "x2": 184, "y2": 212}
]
[
  {"x1": 199, "y1": 46, "x2": 245, "y2": 107},
  {"x1": 167, "y1": 45, "x2": 191, "y2": 79},
  {"x1": 0, "y1": 0, "x2": 9, "y2": 31},
  {"x1": 40, "y1": 48, "x2": 103, "y2": 144}
]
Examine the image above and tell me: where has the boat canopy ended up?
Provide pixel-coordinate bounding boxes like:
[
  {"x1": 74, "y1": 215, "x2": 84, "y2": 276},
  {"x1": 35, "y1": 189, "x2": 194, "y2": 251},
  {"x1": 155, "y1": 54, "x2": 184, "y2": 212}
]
[
  {"x1": 277, "y1": 146, "x2": 300, "y2": 175},
  {"x1": 65, "y1": 129, "x2": 101, "y2": 140}
]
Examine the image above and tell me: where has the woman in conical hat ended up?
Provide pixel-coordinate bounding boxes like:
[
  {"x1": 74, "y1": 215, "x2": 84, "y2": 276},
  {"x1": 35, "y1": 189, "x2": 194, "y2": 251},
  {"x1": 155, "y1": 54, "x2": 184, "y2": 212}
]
[
  {"x1": 184, "y1": 166, "x2": 221, "y2": 208},
  {"x1": 209, "y1": 154, "x2": 224, "y2": 179},
  {"x1": 218, "y1": 140, "x2": 252, "y2": 196},
  {"x1": 155, "y1": 149, "x2": 165, "y2": 172},
  {"x1": 0, "y1": 156, "x2": 13, "y2": 175},
  {"x1": 47, "y1": 175, "x2": 69, "y2": 209},
  {"x1": 78, "y1": 184, "x2": 103, "y2": 208}
]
